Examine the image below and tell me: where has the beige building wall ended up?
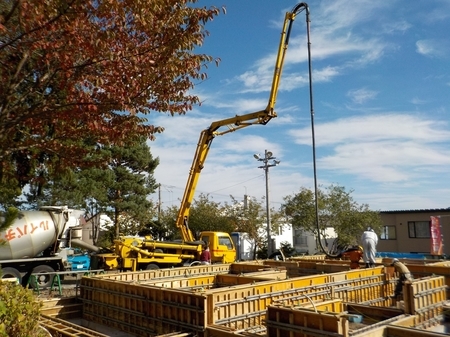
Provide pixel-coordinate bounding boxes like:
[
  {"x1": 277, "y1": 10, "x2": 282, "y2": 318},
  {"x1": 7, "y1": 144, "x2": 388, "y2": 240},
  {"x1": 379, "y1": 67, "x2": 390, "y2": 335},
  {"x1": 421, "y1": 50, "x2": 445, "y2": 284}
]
[{"x1": 377, "y1": 209, "x2": 450, "y2": 256}]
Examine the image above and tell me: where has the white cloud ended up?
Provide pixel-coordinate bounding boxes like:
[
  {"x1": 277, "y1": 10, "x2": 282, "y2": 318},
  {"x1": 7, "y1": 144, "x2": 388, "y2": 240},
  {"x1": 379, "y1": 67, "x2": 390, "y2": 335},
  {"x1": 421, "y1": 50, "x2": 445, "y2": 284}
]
[
  {"x1": 382, "y1": 20, "x2": 412, "y2": 34},
  {"x1": 288, "y1": 114, "x2": 450, "y2": 183},
  {"x1": 411, "y1": 97, "x2": 426, "y2": 105},
  {"x1": 234, "y1": 0, "x2": 393, "y2": 95},
  {"x1": 292, "y1": 114, "x2": 450, "y2": 146},
  {"x1": 416, "y1": 39, "x2": 450, "y2": 58},
  {"x1": 347, "y1": 88, "x2": 378, "y2": 104}
]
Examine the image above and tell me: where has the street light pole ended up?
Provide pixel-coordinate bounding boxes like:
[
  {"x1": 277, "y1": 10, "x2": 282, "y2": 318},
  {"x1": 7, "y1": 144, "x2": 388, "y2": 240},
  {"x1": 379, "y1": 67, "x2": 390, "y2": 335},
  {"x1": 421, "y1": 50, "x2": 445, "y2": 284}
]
[{"x1": 254, "y1": 149, "x2": 280, "y2": 257}]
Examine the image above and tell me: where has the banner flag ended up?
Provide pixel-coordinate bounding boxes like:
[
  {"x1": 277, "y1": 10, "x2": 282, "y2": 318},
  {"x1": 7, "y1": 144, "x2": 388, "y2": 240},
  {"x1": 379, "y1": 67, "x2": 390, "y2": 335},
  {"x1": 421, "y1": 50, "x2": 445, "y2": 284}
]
[{"x1": 430, "y1": 216, "x2": 443, "y2": 255}]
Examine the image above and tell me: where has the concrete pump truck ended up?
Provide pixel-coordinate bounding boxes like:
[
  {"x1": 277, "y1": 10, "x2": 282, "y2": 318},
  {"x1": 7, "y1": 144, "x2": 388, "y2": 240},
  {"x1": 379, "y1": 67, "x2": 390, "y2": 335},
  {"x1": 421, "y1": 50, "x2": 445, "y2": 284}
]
[{"x1": 94, "y1": 3, "x2": 311, "y2": 271}]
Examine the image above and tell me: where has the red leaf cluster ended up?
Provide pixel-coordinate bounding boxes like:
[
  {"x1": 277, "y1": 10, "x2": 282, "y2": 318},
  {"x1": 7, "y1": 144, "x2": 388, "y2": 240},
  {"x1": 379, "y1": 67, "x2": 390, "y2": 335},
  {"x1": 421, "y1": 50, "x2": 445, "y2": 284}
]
[{"x1": 0, "y1": 0, "x2": 222, "y2": 184}]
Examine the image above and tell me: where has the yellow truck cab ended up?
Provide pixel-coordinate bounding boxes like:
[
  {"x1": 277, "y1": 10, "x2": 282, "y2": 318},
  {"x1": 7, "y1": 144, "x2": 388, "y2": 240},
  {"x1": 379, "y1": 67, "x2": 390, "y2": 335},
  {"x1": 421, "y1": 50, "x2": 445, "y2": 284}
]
[{"x1": 200, "y1": 231, "x2": 236, "y2": 264}]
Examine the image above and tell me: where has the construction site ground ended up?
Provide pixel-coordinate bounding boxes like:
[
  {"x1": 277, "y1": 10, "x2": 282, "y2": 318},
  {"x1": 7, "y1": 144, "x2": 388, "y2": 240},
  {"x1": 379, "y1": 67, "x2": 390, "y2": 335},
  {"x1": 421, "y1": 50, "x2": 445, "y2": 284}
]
[{"x1": 37, "y1": 256, "x2": 450, "y2": 337}]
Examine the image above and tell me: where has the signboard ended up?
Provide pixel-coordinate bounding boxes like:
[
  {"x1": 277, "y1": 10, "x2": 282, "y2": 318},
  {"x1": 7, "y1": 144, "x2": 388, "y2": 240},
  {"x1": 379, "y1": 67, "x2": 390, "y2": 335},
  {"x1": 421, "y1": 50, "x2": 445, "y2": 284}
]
[{"x1": 430, "y1": 216, "x2": 443, "y2": 255}]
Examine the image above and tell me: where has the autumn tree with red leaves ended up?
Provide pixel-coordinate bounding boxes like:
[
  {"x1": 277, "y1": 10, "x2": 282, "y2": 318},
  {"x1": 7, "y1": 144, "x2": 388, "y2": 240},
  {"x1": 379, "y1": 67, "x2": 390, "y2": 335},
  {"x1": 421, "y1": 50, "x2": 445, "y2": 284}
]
[{"x1": 0, "y1": 0, "x2": 223, "y2": 204}]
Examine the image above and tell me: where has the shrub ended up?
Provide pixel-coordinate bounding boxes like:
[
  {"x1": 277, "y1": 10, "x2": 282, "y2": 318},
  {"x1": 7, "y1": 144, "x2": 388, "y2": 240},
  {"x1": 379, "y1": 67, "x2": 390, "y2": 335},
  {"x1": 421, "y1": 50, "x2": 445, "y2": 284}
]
[{"x1": 0, "y1": 281, "x2": 46, "y2": 337}]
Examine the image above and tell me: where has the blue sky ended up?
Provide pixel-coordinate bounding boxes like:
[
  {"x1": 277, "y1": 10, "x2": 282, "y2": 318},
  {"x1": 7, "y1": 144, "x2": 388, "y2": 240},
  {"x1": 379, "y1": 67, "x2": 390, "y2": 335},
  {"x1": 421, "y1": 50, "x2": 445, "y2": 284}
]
[{"x1": 149, "y1": 0, "x2": 450, "y2": 212}]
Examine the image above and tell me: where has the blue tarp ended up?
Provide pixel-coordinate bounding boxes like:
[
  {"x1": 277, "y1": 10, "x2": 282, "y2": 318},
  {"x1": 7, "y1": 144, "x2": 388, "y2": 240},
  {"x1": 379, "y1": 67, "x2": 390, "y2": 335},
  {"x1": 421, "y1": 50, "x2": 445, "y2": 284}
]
[{"x1": 376, "y1": 252, "x2": 426, "y2": 259}]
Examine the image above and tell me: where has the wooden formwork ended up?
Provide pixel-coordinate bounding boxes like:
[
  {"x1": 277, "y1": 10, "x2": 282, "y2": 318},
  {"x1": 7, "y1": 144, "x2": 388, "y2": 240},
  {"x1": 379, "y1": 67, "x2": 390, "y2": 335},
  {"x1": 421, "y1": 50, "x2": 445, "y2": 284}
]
[
  {"x1": 265, "y1": 304, "x2": 349, "y2": 337},
  {"x1": 80, "y1": 267, "x2": 288, "y2": 336},
  {"x1": 207, "y1": 268, "x2": 391, "y2": 331},
  {"x1": 40, "y1": 297, "x2": 83, "y2": 319},
  {"x1": 77, "y1": 264, "x2": 449, "y2": 337},
  {"x1": 403, "y1": 276, "x2": 447, "y2": 325},
  {"x1": 257, "y1": 260, "x2": 309, "y2": 277},
  {"x1": 89, "y1": 264, "x2": 232, "y2": 281},
  {"x1": 326, "y1": 267, "x2": 394, "y2": 305},
  {"x1": 113, "y1": 270, "x2": 287, "y2": 289},
  {"x1": 290, "y1": 255, "x2": 327, "y2": 261},
  {"x1": 78, "y1": 267, "x2": 392, "y2": 336},
  {"x1": 81, "y1": 277, "x2": 207, "y2": 336},
  {"x1": 206, "y1": 273, "x2": 331, "y2": 330},
  {"x1": 40, "y1": 315, "x2": 110, "y2": 337},
  {"x1": 403, "y1": 264, "x2": 450, "y2": 297}
]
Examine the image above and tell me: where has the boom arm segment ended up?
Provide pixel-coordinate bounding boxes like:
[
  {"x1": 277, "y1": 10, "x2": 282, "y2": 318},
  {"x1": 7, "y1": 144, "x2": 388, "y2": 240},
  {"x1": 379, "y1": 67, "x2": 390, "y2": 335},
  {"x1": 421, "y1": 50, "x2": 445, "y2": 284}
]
[{"x1": 176, "y1": 3, "x2": 310, "y2": 243}]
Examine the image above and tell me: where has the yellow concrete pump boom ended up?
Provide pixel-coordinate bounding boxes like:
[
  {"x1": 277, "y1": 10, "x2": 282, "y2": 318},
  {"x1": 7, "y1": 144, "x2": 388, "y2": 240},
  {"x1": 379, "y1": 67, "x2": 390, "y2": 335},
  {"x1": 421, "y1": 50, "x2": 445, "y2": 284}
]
[{"x1": 176, "y1": 3, "x2": 310, "y2": 243}]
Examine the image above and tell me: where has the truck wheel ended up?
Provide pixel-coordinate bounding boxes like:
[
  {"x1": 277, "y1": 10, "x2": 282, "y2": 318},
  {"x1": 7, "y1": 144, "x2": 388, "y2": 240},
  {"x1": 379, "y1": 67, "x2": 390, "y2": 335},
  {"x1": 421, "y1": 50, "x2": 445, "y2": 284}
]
[
  {"x1": 146, "y1": 263, "x2": 159, "y2": 270},
  {"x1": 1, "y1": 267, "x2": 22, "y2": 283},
  {"x1": 30, "y1": 265, "x2": 55, "y2": 289}
]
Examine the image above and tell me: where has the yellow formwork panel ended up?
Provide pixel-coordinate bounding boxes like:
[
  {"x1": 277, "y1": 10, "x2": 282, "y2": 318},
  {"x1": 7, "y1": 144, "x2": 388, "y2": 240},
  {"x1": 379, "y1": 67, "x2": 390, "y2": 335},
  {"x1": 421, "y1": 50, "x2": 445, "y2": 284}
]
[
  {"x1": 207, "y1": 274, "x2": 330, "y2": 329},
  {"x1": 403, "y1": 275, "x2": 447, "y2": 324},
  {"x1": 78, "y1": 266, "x2": 448, "y2": 336},
  {"x1": 261, "y1": 260, "x2": 309, "y2": 278},
  {"x1": 82, "y1": 280, "x2": 207, "y2": 336},
  {"x1": 207, "y1": 271, "x2": 393, "y2": 330},
  {"x1": 266, "y1": 305, "x2": 348, "y2": 337},
  {"x1": 403, "y1": 264, "x2": 450, "y2": 296},
  {"x1": 298, "y1": 298, "x2": 344, "y2": 313},
  {"x1": 215, "y1": 273, "x2": 286, "y2": 287},
  {"x1": 229, "y1": 261, "x2": 273, "y2": 274},
  {"x1": 384, "y1": 325, "x2": 449, "y2": 337},
  {"x1": 141, "y1": 274, "x2": 216, "y2": 290},
  {"x1": 40, "y1": 315, "x2": 110, "y2": 337},
  {"x1": 290, "y1": 254, "x2": 327, "y2": 261},
  {"x1": 329, "y1": 266, "x2": 384, "y2": 281},
  {"x1": 88, "y1": 264, "x2": 232, "y2": 281}
]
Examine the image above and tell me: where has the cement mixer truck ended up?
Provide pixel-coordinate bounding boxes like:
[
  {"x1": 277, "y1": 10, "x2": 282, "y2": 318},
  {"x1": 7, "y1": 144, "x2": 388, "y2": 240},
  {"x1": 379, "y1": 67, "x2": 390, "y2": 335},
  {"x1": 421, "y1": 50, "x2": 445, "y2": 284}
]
[{"x1": 0, "y1": 206, "x2": 98, "y2": 287}]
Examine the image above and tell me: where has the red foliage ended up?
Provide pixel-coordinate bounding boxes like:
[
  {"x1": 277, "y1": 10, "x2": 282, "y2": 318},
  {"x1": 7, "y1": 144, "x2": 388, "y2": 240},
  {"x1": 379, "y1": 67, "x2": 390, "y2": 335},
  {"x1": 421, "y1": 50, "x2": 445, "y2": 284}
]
[{"x1": 0, "y1": 0, "x2": 223, "y2": 185}]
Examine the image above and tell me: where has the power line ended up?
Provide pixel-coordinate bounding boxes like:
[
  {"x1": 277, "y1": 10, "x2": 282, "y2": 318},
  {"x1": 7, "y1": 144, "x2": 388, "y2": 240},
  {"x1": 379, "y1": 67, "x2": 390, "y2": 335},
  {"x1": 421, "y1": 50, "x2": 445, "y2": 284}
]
[{"x1": 208, "y1": 175, "x2": 264, "y2": 194}]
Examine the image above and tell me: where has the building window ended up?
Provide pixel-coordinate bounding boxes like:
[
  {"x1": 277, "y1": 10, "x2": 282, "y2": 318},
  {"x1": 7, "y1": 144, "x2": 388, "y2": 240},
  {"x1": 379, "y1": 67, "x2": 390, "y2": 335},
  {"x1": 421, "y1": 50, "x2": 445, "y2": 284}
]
[
  {"x1": 408, "y1": 221, "x2": 430, "y2": 238},
  {"x1": 380, "y1": 226, "x2": 396, "y2": 240},
  {"x1": 294, "y1": 230, "x2": 308, "y2": 246}
]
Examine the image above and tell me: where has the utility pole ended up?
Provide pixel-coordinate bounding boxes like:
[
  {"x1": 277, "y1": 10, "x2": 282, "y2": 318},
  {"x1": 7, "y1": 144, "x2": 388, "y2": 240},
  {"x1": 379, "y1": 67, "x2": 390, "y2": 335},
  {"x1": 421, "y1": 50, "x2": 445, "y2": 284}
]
[{"x1": 254, "y1": 150, "x2": 280, "y2": 256}]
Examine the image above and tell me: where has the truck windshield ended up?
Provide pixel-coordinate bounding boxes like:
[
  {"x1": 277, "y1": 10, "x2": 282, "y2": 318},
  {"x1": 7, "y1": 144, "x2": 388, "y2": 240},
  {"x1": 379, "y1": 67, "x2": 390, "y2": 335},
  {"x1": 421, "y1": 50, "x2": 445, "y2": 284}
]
[{"x1": 219, "y1": 236, "x2": 234, "y2": 250}]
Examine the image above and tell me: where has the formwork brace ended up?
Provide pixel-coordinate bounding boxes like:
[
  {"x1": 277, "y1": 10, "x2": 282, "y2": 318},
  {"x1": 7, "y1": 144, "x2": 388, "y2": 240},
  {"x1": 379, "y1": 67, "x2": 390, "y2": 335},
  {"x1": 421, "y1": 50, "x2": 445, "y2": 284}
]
[
  {"x1": 40, "y1": 314, "x2": 109, "y2": 337},
  {"x1": 330, "y1": 275, "x2": 382, "y2": 285},
  {"x1": 81, "y1": 285, "x2": 153, "y2": 301},
  {"x1": 413, "y1": 285, "x2": 447, "y2": 297},
  {"x1": 83, "y1": 310, "x2": 157, "y2": 335},
  {"x1": 160, "y1": 317, "x2": 206, "y2": 332},
  {"x1": 155, "y1": 333, "x2": 195, "y2": 337},
  {"x1": 214, "y1": 309, "x2": 265, "y2": 325},
  {"x1": 358, "y1": 297, "x2": 391, "y2": 306},
  {"x1": 83, "y1": 298, "x2": 153, "y2": 320},
  {"x1": 274, "y1": 289, "x2": 332, "y2": 304},
  {"x1": 241, "y1": 283, "x2": 332, "y2": 302},
  {"x1": 266, "y1": 320, "x2": 343, "y2": 337},
  {"x1": 161, "y1": 299, "x2": 206, "y2": 312},
  {"x1": 347, "y1": 314, "x2": 410, "y2": 336},
  {"x1": 415, "y1": 301, "x2": 447, "y2": 314}
]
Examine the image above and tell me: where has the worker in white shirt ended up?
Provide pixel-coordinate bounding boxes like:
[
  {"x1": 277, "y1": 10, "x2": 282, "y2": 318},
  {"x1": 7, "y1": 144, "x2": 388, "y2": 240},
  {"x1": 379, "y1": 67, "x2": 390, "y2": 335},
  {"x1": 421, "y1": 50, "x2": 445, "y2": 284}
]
[{"x1": 360, "y1": 227, "x2": 378, "y2": 268}]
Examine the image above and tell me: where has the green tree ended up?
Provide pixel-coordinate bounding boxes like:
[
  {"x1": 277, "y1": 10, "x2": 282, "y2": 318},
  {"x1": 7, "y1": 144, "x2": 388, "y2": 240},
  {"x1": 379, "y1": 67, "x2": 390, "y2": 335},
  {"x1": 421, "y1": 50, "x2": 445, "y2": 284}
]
[
  {"x1": 187, "y1": 193, "x2": 235, "y2": 239},
  {"x1": 283, "y1": 184, "x2": 382, "y2": 253},
  {"x1": 157, "y1": 204, "x2": 180, "y2": 241},
  {"x1": 0, "y1": 207, "x2": 19, "y2": 233},
  {"x1": 225, "y1": 195, "x2": 266, "y2": 257},
  {"x1": 104, "y1": 140, "x2": 159, "y2": 237},
  {"x1": 24, "y1": 138, "x2": 160, "y2": 238},
  {"x1": 157, "y1": 194, "x2": 235, "y2": 241},
  {"x1": 0, "y1": 0, "x2": 223, "y2": 200},
  {"x1": 224, "y1": 195, "x2": 285, "y2": 259}
]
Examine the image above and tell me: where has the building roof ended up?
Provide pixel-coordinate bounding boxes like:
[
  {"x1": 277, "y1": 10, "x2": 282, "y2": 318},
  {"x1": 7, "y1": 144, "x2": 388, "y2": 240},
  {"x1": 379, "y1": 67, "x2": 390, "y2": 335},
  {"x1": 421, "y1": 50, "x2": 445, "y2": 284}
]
[{"x1": 380, "y1": 208, "x2": 450, "y2": 214}]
